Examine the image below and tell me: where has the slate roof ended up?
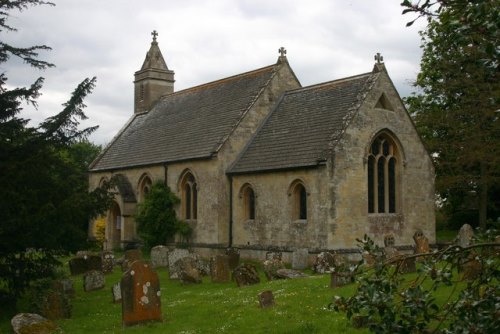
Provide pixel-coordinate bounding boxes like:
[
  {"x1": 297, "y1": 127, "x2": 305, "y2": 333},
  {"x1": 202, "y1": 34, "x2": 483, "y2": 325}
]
[
  {"x1": 90, "y1": 64, "x2": 279, "y2": 171},
  {"x1": 228, "y1": 72, "x2": 377, "y2": 174}
]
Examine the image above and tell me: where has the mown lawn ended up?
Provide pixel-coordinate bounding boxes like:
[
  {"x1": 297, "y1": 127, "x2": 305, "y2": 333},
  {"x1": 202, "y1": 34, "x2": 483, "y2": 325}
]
[{"x1": 1, "y1": 261, "x2": 369, "y2": 334}]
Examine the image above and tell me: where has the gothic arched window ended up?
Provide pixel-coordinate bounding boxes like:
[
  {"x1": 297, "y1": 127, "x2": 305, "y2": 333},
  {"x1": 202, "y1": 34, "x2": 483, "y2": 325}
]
[
  {"x1": 290, "y1": 181, "x2": 307, "y2": 221},
  {"x1": 242, "y1": 185, "x2": 255, "y2": 220},
  {"x1": 180, "y1": 172, "x2": 197, "y2": 220},
  {"x1": 138, "y1": 174, "x2": 152, "y2": 202},
  {"x1": 368, "y1": 133, "x2": 399, "y2": 213}
]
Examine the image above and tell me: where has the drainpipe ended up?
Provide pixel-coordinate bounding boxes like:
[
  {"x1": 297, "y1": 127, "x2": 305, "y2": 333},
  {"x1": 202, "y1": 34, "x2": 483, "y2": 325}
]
[{"x1": 229, "y1": 175, "x2": 233, "y2": 248}]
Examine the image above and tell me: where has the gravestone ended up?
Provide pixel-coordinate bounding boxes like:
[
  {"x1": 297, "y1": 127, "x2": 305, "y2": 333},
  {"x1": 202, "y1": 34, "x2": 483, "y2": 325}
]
[
  {"x1": 53, "y1": 278, "x2": 75, "y2": 298},
  {"x1": 275, "y1": 268, "x2": 308, "y2": 279},
  {"x1": 462, "y1": 256, "x2": 482, "y2": 280},
  {"x1": 101, "y1": 251, "x2": 115, "y2": 274},
  {"x1": 330, "y1": 271, "x2": 353, "y2": 287},
  {"x1": 313, "y1": 252, "x2": 339, "y2": 274},
  {"x1": 384, "y1": 234, "x2": 395, "y2": 247},
  {"x1": 83, "y1": 270, "x2": 105, "y2": 292},
  {"x1": 413, "y1": 231, "x2": 430, "y2": 259},
  {"x1": 457, "y1": 224, "x2": 474, "y2": 248},
  {"x1": 176, "y1": 257, "x2": 202, "y2": 285},
  {"x1": 233, "y1": 264, "x2": 260, "y2": 287},
  {"x1": 86, "y1": 254, "x2": 103, "y2": 271},
  {"x1": 226, "y1": 248, "x2": 240, "y2": 270},
  {"x1": 292, "y1": 248, "x2": 308, "y2": 270},
  {"x1": 210, "y1": 255, "x2": 231, "y2": 283},
  {"x1": 121, "y1": 261, "x2": 162, "y2": 326},
  {"x1": 262, "y1": 258, "x2": 285, "y2": 280},
  {"x1": 265, "y1": 251, "x2": 282, "y2": 261},
  {"x1": 258, "y1": 290, "x2": 275, "y2": 308},
  {"x1": 37, "y1": 289, "x2": 71, "y2": 320},
  {"x1": 68, "y1": 257, "x2": 88, "y2": 275},
  {"x1": 168, "y1": 249, "x2": 190, "y2": 279},
  {"x1": 112, "y1": 282, "x2": 122, "y2": 303},
  {"x1": 11, "y1": 313, "x2": 58, "y2": 334},
  {"x1": 151, "y1": 246, "x2": 169, "y2": 269},
  {"x1": 362, "y1": 252, "x2": 375, "y2": 267}
]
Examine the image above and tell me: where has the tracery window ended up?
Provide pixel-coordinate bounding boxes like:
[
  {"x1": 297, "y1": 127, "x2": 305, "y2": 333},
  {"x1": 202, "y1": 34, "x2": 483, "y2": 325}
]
[
  {"x1": 368, "y1": 133, "x2": 399, "y2": 213},
  {"x1": 180, "y1": 172, "x2": 197, "y2": 220}
]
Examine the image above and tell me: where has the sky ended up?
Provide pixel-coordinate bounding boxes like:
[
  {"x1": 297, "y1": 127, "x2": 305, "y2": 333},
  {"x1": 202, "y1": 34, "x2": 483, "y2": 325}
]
[{"x1": 3, "y1": 0, "x2": 427, "y2": 145}]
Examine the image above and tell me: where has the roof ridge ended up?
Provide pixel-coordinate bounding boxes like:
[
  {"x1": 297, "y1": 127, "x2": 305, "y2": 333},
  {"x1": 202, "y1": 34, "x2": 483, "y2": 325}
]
[
  {"x1": 159, "y1": 63, "x2": 277, "y2": 99},
  {"x1": 283, "y1": 72, "x2": 373, "y2": 96}
]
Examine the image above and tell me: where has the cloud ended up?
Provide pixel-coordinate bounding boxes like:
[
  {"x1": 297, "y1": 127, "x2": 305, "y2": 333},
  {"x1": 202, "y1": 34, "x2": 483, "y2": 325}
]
[{"x1": 2, "y1": 0, "x2": 427, "y2": 144}]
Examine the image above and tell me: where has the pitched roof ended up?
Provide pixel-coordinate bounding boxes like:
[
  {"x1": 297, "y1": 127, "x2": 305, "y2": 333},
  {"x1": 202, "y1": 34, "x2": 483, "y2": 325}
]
[
  {"x1": 228, "y1": 72, "x2": 378, "y2": 174},
  {"x1": 90, "y1": 64, "x2": 279, "y2": 171}
]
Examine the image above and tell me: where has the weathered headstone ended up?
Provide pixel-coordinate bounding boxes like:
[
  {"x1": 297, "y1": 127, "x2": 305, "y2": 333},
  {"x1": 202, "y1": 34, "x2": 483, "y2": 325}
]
[
  {"x1": 457, "y1": 224, "x2": 474, "y2": 248},
  {"x1": 101, "y1": 251, "x2": 115, "y2": 274},
  {"x1": 11, "y1": 313, "x2": 58, "y2": 334},
  {"x1": 37, "y1": 289, "x2": 71, "y2": 320},
  {"x1": 53, "y1": 278, "x2": 75, "y2": 298},
  {"x1": 262, "y1": 258, "x2": 285, "y2": 280},
  {"x1": 150, "y1": 245, "x2": 169, "y2": 269},
  {"x1": 68, "y1": 257, "x2": 88, "y2": 275},
  {"x1": 462, "y1": 256, "x2": 482, "y2": 280},
  {"x1": 258, "y1": 290, "x2": 275, "y2": 308},
  {"x1": 226, "y1": 248, "x2": 240, "y2": 270},
  {"x1": 168, "y1": 248, "x2": 190, "y2": 279},
  {"x1": 275, "y1": 268, "x2": 308, "y2": 279},
  {"x1": 265, "y1": 251, "x2": 282, "y2": 261},
  {"x1": 112, "y1": 282, "x2": 122, "y2": 303},
  {"x1": 413, "y1": 231, "x2": 430, "y2": 259},
  {"x1": 313, "y1": 252, "x2": 343, "y2": 274},
  {"x1": 384, "y1": 234, "x2": 395, "y2": 247},
  {"x1": 83, "y1": 270, "x2": 105, "y2": 292},
  {"x1": 210, "y1": 255, "x2": 231, "y2": 283},
  {"x1": 176, "y1": 257, "x2": 202, "y2": 285},
  {"x1": 292, "y1": 248, "x2": 308, "y2": 270},
  {"x1": 121, "y1": 261, "x2": 162, "y2": 326},
  {"x1": 384, "y1": 246, "x2": 400, "y2": 260},
  {"x1": 233, "y1": 264, "x2": 260, "y2": 287},
  {"x1": 330, "y1": 271, "x2": 353, "y2": 287}
]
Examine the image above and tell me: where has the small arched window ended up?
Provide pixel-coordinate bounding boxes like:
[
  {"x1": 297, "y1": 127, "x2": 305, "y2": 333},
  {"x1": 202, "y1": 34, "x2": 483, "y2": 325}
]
[
  {"x1": 180, "y1": 172, "x2": 197, "y2": 220},
  {"x1": 290, "y1": 181, "x2": 307, "y2": 221},
  {"x1": 138, "y1": 175, "x2": 152, "y2": 202},
  {"x1": 242, "y1": 186, "x2": 256, "y2": 220},
  {"x1": 368, "y1": 133, "x2": 399, "y2": 214}
]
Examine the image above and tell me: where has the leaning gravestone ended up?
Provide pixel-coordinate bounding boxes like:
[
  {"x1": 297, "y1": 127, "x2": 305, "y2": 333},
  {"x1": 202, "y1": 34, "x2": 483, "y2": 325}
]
[
  {"x1": 292, "y1": 248, "x2": 309, "y2": 270},
  {"x1": 121, "y1": 261, "x2": 162, "y2": 326},
  {"x1": 112, "y1": 282, "x2": 122, "y2": 303},
  {"x1": 168, "y1": 249, "x2": 190, "y2": 279},
  {"x1": 83, "y1": 270, "x2": 105, "y2": 292},
  {"x1": 11, "y1": 313, "x2": 58, "y2": 334},
  {"x1": 258, "y1": 290, "x2": 275, "y2": 308},
  {"x1": 151, "y1": 246, "x2": 169, "y2": 269},
  {"x1": 457, "y1": 224, "x2": 474, "y2": 248},
  {"x1": 233, "y1": 264, "x2": 260, "y2": 287},
  {"x1": 210, "y1": 255, "x2": 231, "y2": 283}
]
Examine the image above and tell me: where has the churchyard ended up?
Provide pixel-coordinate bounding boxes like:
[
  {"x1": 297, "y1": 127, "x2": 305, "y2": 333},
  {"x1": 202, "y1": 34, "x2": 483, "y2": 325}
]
[{"x1": 3, "y1": 226, "x2": 498, "y2": 333}]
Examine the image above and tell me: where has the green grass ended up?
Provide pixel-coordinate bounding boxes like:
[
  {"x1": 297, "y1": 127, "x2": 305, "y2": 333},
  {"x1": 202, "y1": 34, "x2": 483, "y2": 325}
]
[
  {"x1": 1, "y1": 264, "x2": 368, "y2": 334},
  {"x1": 436, "y1": 229, "x2": 457, "y2": 242}
]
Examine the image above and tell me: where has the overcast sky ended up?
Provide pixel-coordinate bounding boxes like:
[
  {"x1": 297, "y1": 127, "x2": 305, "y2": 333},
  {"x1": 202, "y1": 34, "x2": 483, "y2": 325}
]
[{"x1": 3, "y1": 0, "x2": 426, "y2": 145}]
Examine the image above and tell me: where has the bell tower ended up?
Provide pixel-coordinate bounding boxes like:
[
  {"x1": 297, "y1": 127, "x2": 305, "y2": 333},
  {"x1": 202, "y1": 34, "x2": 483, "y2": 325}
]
[{"x1": 134, "y1": 31, "x2": 175, "y2": 114}]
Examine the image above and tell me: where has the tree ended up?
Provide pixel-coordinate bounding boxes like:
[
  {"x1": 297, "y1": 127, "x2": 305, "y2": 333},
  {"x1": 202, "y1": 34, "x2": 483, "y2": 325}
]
[
  {"x1": 135, "y1": 181, "x2": 191, "y2": 250},
  {"x1": 0, "y1": 1, "x2": 114, "y2": 304},
  {"x1": 402, "y1": 0, "x2": 500, "y2": 229}
]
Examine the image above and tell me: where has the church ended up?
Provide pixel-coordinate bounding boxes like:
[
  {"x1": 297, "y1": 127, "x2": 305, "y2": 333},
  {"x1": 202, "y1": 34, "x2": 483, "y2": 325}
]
[{"x1": 89, "y1": 32, "x2": 435, "y2": 259}]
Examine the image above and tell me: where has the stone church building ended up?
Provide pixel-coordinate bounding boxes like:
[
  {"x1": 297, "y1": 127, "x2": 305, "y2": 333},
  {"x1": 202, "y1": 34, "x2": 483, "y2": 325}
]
[{"x1": 89, "y1": 33, "x2": 435, "y2": 258}]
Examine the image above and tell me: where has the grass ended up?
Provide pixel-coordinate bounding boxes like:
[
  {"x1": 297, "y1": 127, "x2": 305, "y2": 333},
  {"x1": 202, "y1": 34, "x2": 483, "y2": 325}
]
[
  {"x1": 1, "y1": 261, "x2": 369, "y2": 334},
  {"x1": 436, "y1": 229, "x2": 457, "y2": 242}
]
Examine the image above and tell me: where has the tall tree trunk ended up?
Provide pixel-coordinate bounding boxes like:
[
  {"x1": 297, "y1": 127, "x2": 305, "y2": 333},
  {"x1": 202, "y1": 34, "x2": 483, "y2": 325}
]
[{"x1": 479, "y1": 161, "x2": 487, "y2": 230}]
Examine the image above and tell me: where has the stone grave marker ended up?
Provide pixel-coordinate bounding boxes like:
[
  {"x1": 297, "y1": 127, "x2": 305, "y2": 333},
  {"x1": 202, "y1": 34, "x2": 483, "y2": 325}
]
[
  {"x1": 413, "y1": 231, "x2": 430, "y2": 260},
  {"x1": 262, "y1": 258, "x2": 285, "y2": 281},
  {"x1": 265, "y1": 251, "x2": 282, "y2": 261},
  {"x1": 121, "y1": 261, "x2": 162, "y2": 326},
  {"x1": 313, "y1": 252, "x2": 336, "y2": 274},
  {"x1": 457, "y1": 224, "x2": 474, "y2": 248},
  {"x1": 292, "y1": 248, "x2": 308, "y2": 270},
  {"x1": 258, "y1": 290, "x2": 275, "y2": 308},
  {"x1": 176, "y1": 257, "x2": 202, "y2": 285},
  {"x1": 151, "y1": 245, "x2": 169, "y2": 269},
  {"x1": 53, "y1": 278, "x2": 75, "y2": 298},
  {"x1": 233, "y1": 264, "x2": 260, "y2": 287},
  {"x1": 37, "y1": 289, "x2": 71, "y2": 320},
  {"x1": 101, "y1": 251, "x2": 114, "y2": 274},
  {"x1": 330, "y1": 271, "x2": 353, "y2": 288},
  {"x1": 112, "y1": 282, "x2": 122, "y2": 303},
  {"x1": 11, "y1": 313, "x2": 58, "y2": 334},
  {"x1": 68, "y1": 257, "x2": 88, "y2": 276},
  {"x1": 275, "y1": 268, "x2": 308, "y2": 279},
  {"x1": 226, "y1": 248, "x2": 240, "y2": 270},
  {"x1": 168, "y1": 249, "x2": 190, "y2": 279},
  {"x1": 210, "y1": 255, "x2": 231, "y2": 283},
  {"x1": 83, "y1": 270, "x2": 105, "y2": 292}
]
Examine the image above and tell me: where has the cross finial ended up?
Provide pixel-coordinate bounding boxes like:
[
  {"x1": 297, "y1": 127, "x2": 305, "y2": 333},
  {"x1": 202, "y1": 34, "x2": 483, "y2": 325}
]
[
  {"x1": 278, "y1": 46, "x2": 287, "y2": 57},
  {"x1": 151, "y1": 30, "x2": 158, "y2": 42},
  {"x1": 374, "y1": 52, "x2": 384, "y2": 64}
]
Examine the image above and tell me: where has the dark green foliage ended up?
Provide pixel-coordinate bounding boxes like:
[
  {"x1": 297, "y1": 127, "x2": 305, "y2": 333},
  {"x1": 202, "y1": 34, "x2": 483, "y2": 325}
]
[
  {"x1": 0, "y1": 1, "x2": 114, "y2": 305},
  {"x1": 135, "y1": 181, "x2": 191, "y2": 250},
  {"x1": 401, "y1": 0, "x2": 500, "y2": 229},
  {"x1": 332, "y1": 233, "x2": 500, "y2": 333}
]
